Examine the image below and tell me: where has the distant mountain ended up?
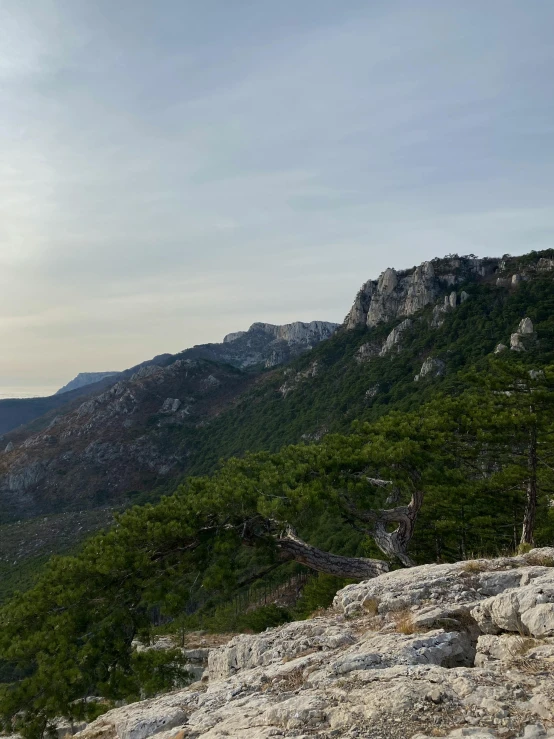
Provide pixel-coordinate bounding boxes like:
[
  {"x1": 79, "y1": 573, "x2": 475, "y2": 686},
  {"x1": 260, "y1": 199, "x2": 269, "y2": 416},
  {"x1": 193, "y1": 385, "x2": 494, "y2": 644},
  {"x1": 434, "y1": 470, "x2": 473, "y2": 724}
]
[
  {"x1": 0, "y1": 322, "x2": 337, "y2": 436},
  {"x1": 1, "y1": 250, "x2": 553, "y2": 601},
  {"x1": 56, "y1": 372, "x2": 120, "y2": 395}
]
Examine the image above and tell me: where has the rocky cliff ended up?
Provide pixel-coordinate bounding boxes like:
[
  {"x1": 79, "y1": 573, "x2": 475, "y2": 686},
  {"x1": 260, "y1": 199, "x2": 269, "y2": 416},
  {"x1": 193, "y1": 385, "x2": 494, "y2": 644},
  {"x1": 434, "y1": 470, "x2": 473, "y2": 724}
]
[
  {"x1": 56, "y1": 372, "x2": 120, "y2": 395},
  {"x1": 0, "y1": 322, "x2": 336, "y2": 437},
  {"x1": 344, "y1": 256, "x2": 503, "y2": 330},
  {"x1": 75, "y1": 548, "x2": 554, "y2": 739},
  {"x1": 187, "y1": 320, "x2": 339, "y2": 369}
]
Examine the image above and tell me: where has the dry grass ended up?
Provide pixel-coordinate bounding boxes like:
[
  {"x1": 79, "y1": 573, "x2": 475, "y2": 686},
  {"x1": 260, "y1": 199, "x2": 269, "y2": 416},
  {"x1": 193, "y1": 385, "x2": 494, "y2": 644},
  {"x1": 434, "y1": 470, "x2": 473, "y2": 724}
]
[
  {"x1": 460, "y1": 560, "x2": 491, "y2": 574},
  {"x1": 392, "y1": 609, "x2": 417, "y2": 635},
  {"x1": 362, "y1": 597, "x2": 380, "y2": 616},
  {"x1": 525, "y1": 552, "x2": 554, "y2": 567}
]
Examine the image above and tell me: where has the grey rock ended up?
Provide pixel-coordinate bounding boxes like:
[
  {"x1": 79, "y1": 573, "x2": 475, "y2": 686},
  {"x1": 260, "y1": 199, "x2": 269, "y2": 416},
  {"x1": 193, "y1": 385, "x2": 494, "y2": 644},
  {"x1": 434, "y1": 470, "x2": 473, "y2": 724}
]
[
  {"x1": 4, "y1": 441, "x2": 14, "y2": 453},
  {"x1": 379, "y1": 319, "x2": 412, "y2": 356},
  {"x1": 522, "y1": 725, "x2": 547, "y2": 739},
  {"x1": 223, "y1": 331, "x2": 247, "y2": 343},
  {"x1": 346, "y1": 256, "x2": 500, "y2": 331},
  {"x1": 494, "y1": 343, "x2": 508, "y2": 354},
  {"x1": 460, "y1": 291, "x2": 470, "y2": 303},
  {"x1": 519, "y1": 317, "x2": 534, "y2": 335},
  {"x1": 510, "y1": 317, "x2": 535, "y2": 352},
  {"x1": 471, "y1": 568, "x2": 554, "y2": 637},
  {"x1": 159, "y1": 398, "x2": 181, "y2": 414},
  {"x1": 75, "y1": 549, "x2": 554, "y2": 739},
  {"x1": 194, "y1": 320, "x2": 339, "y2": 370},
  {"x1": 355, "y1": 342, "x2": 380, "y2": 362},
  {"x1": 415, "y1": 357, "x2": 445, "y2": 382}
]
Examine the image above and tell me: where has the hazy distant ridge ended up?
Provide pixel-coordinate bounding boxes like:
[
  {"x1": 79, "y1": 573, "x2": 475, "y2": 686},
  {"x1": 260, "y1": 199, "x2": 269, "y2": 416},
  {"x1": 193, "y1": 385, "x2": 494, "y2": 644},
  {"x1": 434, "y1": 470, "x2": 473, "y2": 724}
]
[{"x1": 56, "y1": 372, "x2": 120, "y2": 395}]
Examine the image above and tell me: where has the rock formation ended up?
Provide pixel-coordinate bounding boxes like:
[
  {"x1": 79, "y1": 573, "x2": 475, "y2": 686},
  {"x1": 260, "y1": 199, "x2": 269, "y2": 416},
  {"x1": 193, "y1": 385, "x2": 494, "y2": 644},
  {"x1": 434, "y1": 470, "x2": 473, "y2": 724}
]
[
  {"x1": 511, "y1": 318, "x2": 536, "y2": 352},
  {"x1": 75, "y1": 548, "x2": 554, "y2": 739},
  {"x1": 345, "y1": 256, "x2": 499, "y2": 331},
  {"x1": 379, "y1": 319, "x2": 413, "y2": 356},
  {"x1": 414, "y1": 357, "x2": 446, "y2": 382},
  {"x1": 212, "y1": 321, "x2": 339, "y2": 369}
]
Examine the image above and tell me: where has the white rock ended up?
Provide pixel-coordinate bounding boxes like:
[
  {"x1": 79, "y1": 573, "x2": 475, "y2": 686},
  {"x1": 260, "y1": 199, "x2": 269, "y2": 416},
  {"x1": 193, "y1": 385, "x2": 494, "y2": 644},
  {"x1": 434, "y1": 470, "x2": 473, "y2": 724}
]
[
  {"x1": 471, "y1": 569, "x2": 554, "y2": 637},
  {"x1": 415, "y1": 357, "x2": 445, "y2": 382},
  {"x1": 519, "y1": 317, "x2": 534, "y2": 334},
  {"x1": 379, "y1": 319, "x2": 412, "y2": 356}
]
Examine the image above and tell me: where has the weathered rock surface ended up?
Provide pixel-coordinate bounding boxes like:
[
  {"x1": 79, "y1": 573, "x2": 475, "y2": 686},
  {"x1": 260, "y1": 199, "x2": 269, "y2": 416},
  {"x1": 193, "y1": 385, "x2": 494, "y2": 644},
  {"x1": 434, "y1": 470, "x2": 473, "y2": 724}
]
[
  {"x1": 75, "y1": 549, "x2": 554, "y2": 739},
  {"x1": 379, "y1": 319, "x2": 413, "y2": 356},
  {"x1": 472, "y1": 571, "x2": 554, "y2": 637},
  {"x1": 511, "y1": 318, "x2": 536, "y2": 352},
  {"x1": 0, "y1": 360, "x2": 252, "y2": 521},
  {"x1": 345, "y1": 256, "x2": 500, "y2": 330},
  {"x1": 206, "y1": 321, "x2": 339, "y2": 369},
  {"x1": 415, "y1": 357, "x2": 446, "y2": 382}
]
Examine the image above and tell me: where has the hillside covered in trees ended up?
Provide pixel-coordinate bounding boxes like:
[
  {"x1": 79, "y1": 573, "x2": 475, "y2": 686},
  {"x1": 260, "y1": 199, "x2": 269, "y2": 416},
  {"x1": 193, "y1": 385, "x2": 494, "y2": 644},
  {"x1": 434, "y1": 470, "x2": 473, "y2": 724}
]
[{"x1": 1, "y1": 251, "x2": 554, "y2": 737}]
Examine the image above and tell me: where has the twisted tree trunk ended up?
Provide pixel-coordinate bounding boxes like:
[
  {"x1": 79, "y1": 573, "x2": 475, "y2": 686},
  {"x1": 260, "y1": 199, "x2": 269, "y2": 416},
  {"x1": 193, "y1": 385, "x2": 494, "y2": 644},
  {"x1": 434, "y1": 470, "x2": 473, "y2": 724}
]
[
  {"x1": 275, "y1": 528, "x2": 389, "y2": 580},
  {"x1": 344, "y1": 487, "x2": 424, "y2": 567}
]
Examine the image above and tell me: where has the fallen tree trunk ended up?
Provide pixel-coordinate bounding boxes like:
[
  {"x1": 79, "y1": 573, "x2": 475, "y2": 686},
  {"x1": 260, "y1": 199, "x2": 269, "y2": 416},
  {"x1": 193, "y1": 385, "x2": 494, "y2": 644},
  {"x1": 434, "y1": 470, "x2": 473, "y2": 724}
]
[{"x1": 274, "y1": 528, "x2": 389, "y2": 580}]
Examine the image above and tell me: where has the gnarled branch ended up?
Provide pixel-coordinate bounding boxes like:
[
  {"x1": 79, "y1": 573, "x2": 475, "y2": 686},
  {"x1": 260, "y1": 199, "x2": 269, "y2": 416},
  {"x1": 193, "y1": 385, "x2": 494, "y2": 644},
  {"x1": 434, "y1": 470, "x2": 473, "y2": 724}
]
[{"x1": 274, "y1": 526, "x2": 389, "y2": 580}]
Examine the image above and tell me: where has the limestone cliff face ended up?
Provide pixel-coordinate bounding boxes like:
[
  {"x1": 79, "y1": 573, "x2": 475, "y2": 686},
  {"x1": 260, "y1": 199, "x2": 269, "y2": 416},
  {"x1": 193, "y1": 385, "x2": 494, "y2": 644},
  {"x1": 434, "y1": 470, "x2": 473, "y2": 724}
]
[
  {"x1": 193, "y1": 321, "x2": 339, "y2": 369},
  {"x1": 345, "y1": 256, "x2": 500, "y2": 330}
]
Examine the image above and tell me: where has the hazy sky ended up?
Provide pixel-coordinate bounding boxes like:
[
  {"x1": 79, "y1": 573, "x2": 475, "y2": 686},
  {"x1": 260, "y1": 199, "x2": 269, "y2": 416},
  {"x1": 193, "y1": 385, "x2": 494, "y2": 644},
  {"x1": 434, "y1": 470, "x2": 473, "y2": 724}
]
[{"x1": 1, "y1": 1, "x2": 553, "y2": 396}]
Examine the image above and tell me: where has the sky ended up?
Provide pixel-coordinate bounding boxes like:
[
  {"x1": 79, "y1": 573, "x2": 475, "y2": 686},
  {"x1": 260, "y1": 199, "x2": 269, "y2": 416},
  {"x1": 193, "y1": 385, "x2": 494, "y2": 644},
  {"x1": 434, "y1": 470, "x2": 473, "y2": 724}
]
[{"x1": 1, "y1": 0, "x2": 554, "y2": 397}]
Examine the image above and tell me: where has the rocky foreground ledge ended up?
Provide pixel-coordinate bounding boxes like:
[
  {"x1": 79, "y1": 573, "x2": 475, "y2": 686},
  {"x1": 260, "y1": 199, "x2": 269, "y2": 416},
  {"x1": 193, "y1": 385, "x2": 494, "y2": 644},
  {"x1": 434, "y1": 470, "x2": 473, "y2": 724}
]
[{"x1": 76, "y1": 549, "x2": 554, "y2": 739}]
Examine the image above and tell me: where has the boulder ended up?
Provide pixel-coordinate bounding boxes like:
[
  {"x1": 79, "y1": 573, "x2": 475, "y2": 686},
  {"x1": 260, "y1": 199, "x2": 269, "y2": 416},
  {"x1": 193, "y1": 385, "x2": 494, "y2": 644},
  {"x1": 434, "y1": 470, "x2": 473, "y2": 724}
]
[{"x1": 471, "y1": 569, "x2": 554, "y2": 637}]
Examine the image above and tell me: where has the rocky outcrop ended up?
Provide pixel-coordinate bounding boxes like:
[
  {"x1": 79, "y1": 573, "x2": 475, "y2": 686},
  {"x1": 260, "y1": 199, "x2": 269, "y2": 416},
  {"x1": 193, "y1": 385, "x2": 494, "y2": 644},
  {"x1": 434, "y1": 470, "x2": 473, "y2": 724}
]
[
  {"x1": 207, "y1": 321, "x2": 339, "y2": 369},
  {"x1": 511, "y1": 318, "x2": 536, "y2": 352},
  {"x1": 279, "y1": 362, "x2": 319, "y2": 398},
  {"x1": 415, "y1": 357, "x2": 446, "y2": 382},
  {"x1": 75, "y1": 549, "x2": 554, "y2": 739},
  {"x1": 379, "y1": 319, "x2": 412, "y2": 356},
  {"x1": 56, "y1": 372, "x2": 120, "y2": 395},
  {"x1": 345, "y1": 256, "x2": 499, "y2": 331}
]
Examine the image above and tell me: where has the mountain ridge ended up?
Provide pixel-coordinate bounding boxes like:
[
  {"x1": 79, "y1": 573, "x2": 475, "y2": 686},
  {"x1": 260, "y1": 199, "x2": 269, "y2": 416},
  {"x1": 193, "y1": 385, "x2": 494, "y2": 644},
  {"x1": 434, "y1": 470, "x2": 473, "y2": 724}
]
[{"x1": 1, "y1": 248, "x2": 553, "y2": 601}]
